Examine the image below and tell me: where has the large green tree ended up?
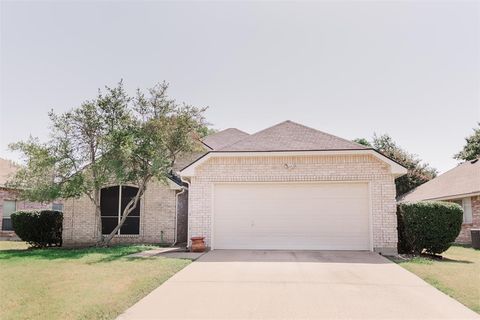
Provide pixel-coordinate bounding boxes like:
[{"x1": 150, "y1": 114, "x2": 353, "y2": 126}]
[
  {"x1": 100, "y1": 82, "x2": 206, "y2": 244},
  {"x1": 353, "y1": 134, "x2": 437, "y2": 197},
  {"x1": 8, "y1": 81, "x2": 206, "y2": 246},
  {"x1": 454, "y1": 123, "x2": 480, "y2": 161},
  {"x1": 9, "y1": 83, "x2": 131, "y2": 243}
]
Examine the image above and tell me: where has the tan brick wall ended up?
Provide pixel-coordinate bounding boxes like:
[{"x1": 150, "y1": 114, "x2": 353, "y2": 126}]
[
  {"x1": 187, "y1": 154, "x2": 398, "y2": 252},
  {"x1": 62, "y1": 180, "x2": 178, "y2": 246},
  {"x1": 456, "y1": 196, "x2": 480, "y2": 243}
]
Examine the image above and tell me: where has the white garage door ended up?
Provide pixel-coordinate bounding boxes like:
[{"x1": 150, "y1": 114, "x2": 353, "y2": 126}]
[{"x1": 213, "y1": 183, "x2": 370, "y2": 250}]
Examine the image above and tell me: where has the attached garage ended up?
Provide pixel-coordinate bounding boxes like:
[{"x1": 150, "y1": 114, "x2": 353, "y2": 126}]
[
  {"x1": 180, "y1": 121, "x2": 407, "y2": 254},
  {"x1": 213, "y1": 183, "x2": 371, "y2": 250}
]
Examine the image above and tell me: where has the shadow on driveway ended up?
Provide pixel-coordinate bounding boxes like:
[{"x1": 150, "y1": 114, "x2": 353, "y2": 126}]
[{"x1": 196, "y1": 249, "x2": 391, "y2": 264}]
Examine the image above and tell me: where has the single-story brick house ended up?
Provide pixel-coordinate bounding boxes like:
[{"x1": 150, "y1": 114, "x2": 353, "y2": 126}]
[
  {"x1": 0, "y1": 158, "x2": 62, "y2": 239},
  {"x1": 399, "y1": 158, "x2": 480, "y2": 244},
  {"x1": 63, "y1": 121, "x2": 407, "y2": 254},
  {"x1": 62, "y1": 168, "x2": 192, "y2": 246}
]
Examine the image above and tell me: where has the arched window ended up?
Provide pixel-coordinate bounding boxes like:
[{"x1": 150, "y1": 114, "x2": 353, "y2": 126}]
[{"x1": 100, "y1": 186, "x2": 140, "y2": 235}]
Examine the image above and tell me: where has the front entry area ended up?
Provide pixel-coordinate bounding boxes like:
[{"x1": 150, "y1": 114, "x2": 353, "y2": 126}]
[{"x1": 212, "y1": 182, "x2": 371, "y2": 250}]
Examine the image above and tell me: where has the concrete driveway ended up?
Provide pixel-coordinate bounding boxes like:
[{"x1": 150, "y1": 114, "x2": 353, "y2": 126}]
[{"x1": 118, "y1": 250, "x2": 479, "y2": 319}]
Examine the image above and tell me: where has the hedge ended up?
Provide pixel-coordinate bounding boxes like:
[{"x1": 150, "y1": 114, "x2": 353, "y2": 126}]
[
  {"x1": 397, "y1": 201, "x2": 463, "y2": 255},
  {"x1": 11, "y1": 210, "x2": 63, "y2": 247}
]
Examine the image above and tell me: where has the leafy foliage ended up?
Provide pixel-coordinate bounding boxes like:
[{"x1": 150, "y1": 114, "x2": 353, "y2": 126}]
[
  {"x1": 8, "y1": 82, "x2": 132, "y2": 243},
  {"x1": 352, "y1": 138, "x2": 372, "y2": 147},
  {"x1": 8, "y1": 139, "x2": 61, "y2": 202},
  {"x1": 354, "y1": 134, "x2": 437, "y2": 197},
  {"x1": 8, "y1": 81, "x2": 207, "y2": 245},
  {"x1": 454, "y1": 123, "x2": 480, "y2": 161},
  {"x1": 397, "y1": 201, "x2": 463, "y2": 255},
  {"x1": 11, "y1": 210, "x2": 63, "y2": 247},
  {"x1": 372, "y1": 134, "x2": 437, "y2": 197},
  {"x1": 9, "y1": 84, "x2": 132, "y2": 202},
  {"x1": 100, "y1": 82, "x2": 207, "y2": 244}
]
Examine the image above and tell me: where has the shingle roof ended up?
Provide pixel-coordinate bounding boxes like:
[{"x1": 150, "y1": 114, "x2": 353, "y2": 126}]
[
  {"x1": 0, "y1": 158, "x2": 20, "y2": 188},
  {"x1": 218, "y1": 120, "x2": 367, "y2": 152},
  {"x1": 201, "y1": 128, "x2": 250, "y2": 150},
  {"x1": 172, "y1": 151, "x2": 208, "y2": 172},
  {"x1": 400, "y1": 159, "x2": 480, "y2": 202}
]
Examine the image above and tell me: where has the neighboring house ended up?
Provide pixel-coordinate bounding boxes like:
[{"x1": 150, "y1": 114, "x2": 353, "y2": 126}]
[
  {"x1": 0, "y1": 158, "x2": 62, "y2": 239},
  {"x1": 63, "y1": 120, "x2": 407, "y2": 254},
  {"x1": 399, "y1": 159, "x2": 480, "y2": 243}
]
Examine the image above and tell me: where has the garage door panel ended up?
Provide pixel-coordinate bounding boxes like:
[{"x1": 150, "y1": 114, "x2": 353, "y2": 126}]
[{"x1": 213, "y1": 183, "x2": 370, "y2": 250}]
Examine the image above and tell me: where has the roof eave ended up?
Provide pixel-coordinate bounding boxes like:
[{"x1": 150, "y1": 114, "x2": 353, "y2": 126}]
[
  {"x1": 167, "y1": 176, "x2": 184, "y2": 190},
  {"x1": 399, "y1": 191, "x2": 480, "y2": 203}
]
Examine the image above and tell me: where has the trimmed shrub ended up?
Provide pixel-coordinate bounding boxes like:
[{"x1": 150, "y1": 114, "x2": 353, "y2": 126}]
[
  {"x1": 397, "y1": 201, "x2": 463, "y2": 255},
  {"x1": 396, "y1": 208, "x2": 411, "y2": 254},
  {"x1": 11, "y1": 210, "x2": 63, "y2": 247}
]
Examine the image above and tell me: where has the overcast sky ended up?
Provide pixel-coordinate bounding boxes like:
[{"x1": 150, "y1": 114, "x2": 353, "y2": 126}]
[{"x1": 1, "y1": 1, "x2": 479, "y2": 173}]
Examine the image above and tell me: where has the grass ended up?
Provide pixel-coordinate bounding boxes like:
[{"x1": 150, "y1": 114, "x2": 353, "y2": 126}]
[
  {"x1": 0, "y1": 241, "x2": 191, "y2": 320},
  {"x1": 391, "y1": 245, "x2": 480, "y2": 314}
]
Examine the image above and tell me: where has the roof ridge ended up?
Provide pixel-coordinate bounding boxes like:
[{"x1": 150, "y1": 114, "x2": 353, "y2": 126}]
[
  {"x1": 217, "y1": 120, "x2": 371, "y2": 152},
  {"x1": 248, "y1": 120, "x2": 292, "y2": 136},
  {"x1": 224, "y1": 128, "x2": 248, "y2": 134},
  {"x1": 222, "y1": 120, "x2": 366, "y2": 151},
  {"x1": 202, "y1": 127, "x2": 250, "y2": 150},
  {"x1": 203, "y1": 127, "x2": 249, "y2": 140},
  {"x1": 216, "y1": 121, "x2": 292, "y2": 151},
  {"x1": 282, "y1": 121, "x2": 368, "y2": 149}
]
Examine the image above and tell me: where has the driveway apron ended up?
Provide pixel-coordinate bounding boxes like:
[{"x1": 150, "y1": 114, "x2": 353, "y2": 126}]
[{"x1": 118, "y1": 250, "x2": 479, "y2": 319}]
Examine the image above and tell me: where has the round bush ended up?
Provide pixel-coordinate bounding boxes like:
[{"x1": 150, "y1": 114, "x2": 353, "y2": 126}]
[
  {"x1": 11, "y1": 210, "x2": 63, "y2": 247},
  {"x1": 397, "y1": 201, "x2": 463, "y2": 255}
]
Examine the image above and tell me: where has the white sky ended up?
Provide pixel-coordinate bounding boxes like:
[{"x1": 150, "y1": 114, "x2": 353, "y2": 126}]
[{"x1": 1, "y1": 1, "x2": 479, "y2": 173}]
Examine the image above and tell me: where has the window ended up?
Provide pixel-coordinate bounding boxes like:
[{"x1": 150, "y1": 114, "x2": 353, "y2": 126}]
[
  {"x1": 2, "y1": 200, "x2": 16, "y2": 231},
  {"x1": 100, "y1": 186, "x2": 140, "y2": 235},
  {"x1": 452, "y1": 198, "x2": 473, "y2": 224},
  {"x1": 462, "y1": 198, "x2": 473, "y2": 224},
  {"x1": 52, "y1": 203, "x2": 63, "y2": 212}
]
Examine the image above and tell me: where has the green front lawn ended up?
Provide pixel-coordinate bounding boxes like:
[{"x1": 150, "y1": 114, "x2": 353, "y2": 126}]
[
  {"x1": 0, "y1": 241, "x2": 191, "y2": 320},
  {"x1": 391, "y1": 245, "x2": 480, "y2": 313}
]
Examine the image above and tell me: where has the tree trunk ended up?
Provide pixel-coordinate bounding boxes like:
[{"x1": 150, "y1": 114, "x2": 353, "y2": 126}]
[
  {"x1": 89, "y1": 144, "x2": 104, "y2": 245},
  {"x1": 94, "y1": 188, "x2": 102, "y2": 244}
]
